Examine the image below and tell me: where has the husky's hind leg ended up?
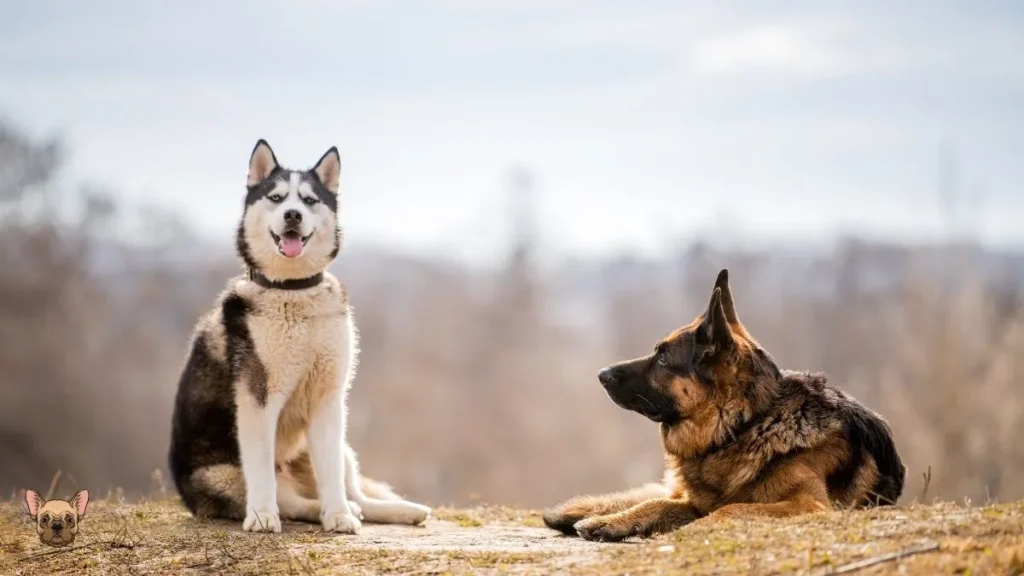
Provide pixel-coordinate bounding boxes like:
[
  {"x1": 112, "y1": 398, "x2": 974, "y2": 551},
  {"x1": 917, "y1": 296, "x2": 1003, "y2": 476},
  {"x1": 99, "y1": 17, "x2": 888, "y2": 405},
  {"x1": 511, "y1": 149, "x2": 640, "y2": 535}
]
[
  {"x1": 185, "y1": 464, "x2": 247, "y2": 520},
  {"x1": 344, "y1": 446, "x2": 431, "y2": 525},
  {"x1": 276, "y1": 480, "x2": 320, "y2": 523}
]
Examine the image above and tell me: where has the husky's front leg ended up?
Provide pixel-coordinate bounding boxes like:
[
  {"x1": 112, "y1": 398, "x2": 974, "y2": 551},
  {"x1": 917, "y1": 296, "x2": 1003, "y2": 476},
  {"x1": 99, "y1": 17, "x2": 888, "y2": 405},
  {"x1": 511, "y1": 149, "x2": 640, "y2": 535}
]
[
  {"x1": 308, "y1": 386, "x2": 361, "y2": 534},
  {"x1": 237, "y1": 390, "x2": 285, "y2": 533}
]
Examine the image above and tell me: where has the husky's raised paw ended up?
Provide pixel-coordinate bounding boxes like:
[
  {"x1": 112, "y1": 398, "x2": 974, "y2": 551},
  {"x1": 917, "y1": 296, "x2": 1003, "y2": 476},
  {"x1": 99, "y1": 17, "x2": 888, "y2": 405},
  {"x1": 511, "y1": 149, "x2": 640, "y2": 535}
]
[
  {"x1": 243, "y1": 509, "x2": 282, "y2": 533},
  {"x1": 322, "y1": 510, "x2": 361, "y2": 534}
]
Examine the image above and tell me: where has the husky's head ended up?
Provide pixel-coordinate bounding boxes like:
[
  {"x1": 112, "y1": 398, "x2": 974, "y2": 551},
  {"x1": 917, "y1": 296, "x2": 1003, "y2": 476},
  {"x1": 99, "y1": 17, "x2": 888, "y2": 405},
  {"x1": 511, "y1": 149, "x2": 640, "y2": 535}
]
[{"x1": 237, "y1": 140, "x2": 342, "y2": 281}]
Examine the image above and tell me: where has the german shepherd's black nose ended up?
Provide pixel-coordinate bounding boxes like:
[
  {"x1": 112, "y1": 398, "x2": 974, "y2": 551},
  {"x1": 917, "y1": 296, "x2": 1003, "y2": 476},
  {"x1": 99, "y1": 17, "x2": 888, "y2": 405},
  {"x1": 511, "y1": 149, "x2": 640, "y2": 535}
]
[
  {"x1": 598, "y1": 367, "x2": 621, "y2": 386},
  {"x1": 284, "y1": 209, "x2": 302, "y2": 225}
]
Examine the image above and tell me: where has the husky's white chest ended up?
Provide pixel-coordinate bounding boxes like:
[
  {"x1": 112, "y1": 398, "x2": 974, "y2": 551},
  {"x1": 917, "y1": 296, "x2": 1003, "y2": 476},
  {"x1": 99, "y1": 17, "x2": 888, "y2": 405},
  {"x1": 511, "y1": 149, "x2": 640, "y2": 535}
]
[{"x1": 241, "y1": 280, "x2": 352, "y2": 399}]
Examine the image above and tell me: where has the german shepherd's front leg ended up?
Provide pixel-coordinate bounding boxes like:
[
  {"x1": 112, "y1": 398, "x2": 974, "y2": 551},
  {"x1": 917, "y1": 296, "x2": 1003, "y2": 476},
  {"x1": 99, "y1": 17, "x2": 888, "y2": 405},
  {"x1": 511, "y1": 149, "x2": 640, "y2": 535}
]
[
  {"x1": 705, "y1": 492, "x2": 830, "y2": 521},
  {"x1": 237, "y1": 389, "x2": 286, "y2": 533},
  {"x1": 574, "y1": 498, "x2": 701, "y2": 542},
  {"x1": 543, "y1": 483, "x2": 669, "y2": 535}
]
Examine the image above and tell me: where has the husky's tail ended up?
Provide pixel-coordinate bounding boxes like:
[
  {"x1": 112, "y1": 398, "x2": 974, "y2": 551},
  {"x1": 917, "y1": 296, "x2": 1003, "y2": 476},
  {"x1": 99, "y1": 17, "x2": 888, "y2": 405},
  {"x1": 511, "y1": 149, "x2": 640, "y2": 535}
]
[
  {"x1": 344, "y1": 446, "x2": 431, "y2": 525},
  {"x1": 179, "y1": 450, "x2": 430, "y2": 525}
]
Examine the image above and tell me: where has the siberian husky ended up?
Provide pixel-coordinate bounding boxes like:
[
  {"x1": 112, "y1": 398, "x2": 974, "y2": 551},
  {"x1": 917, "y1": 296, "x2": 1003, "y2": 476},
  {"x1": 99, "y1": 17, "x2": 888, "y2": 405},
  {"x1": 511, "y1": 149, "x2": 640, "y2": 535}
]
[{"x1": 168, "y1": 140, "x2": 431, "y2": 533}]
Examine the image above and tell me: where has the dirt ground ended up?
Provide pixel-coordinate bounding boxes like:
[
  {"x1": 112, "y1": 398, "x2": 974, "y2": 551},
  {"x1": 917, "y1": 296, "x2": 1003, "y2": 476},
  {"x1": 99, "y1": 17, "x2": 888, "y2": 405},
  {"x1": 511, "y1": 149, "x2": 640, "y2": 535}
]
[{"x1": 1, "y1": 498, "x2": 1022, "y2": 575}]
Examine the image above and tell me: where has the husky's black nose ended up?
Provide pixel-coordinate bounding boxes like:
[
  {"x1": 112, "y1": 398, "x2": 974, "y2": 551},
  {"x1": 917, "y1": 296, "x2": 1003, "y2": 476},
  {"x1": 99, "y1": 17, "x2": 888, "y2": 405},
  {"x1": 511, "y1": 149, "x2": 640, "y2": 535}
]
[
  {"x1": 284, "y1": 209, "x2": 302, "y2": 225},
  {"x1": 598, "y1": 367, "x2": 621, "y2": 386}
]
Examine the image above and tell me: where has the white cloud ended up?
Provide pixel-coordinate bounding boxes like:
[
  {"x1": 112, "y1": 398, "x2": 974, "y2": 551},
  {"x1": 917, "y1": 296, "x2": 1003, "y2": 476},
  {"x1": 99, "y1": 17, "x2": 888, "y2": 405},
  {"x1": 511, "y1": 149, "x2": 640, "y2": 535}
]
[{"x1": 690, "y1": 21, "x2": 856, "y2": 77}]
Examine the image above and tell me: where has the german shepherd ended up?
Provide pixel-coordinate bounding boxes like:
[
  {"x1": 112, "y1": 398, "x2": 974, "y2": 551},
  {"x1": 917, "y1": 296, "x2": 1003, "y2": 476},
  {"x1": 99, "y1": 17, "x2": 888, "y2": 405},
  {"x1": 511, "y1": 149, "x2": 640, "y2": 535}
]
[{"x1": 543, "y1": 269, "x2": 905, "y2": 542}]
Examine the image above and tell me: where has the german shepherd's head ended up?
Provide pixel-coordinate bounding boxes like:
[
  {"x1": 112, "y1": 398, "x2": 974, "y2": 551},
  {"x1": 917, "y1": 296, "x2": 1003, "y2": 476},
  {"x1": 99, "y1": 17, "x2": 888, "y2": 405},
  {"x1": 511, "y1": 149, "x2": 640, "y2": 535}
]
[{"x1": 598, "y1": 269, "x2": 782, "y2": 457}]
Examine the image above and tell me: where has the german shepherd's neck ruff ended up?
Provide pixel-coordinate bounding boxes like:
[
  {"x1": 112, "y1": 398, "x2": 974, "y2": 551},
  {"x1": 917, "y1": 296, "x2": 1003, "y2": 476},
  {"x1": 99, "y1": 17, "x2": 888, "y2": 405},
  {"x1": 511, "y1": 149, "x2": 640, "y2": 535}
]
[
  {"x1": 544, "y1": 269, "x2": 906, "y2": 542},
  {"x1": 169, "y1": 141, "x2": 431, "y2": 533}
]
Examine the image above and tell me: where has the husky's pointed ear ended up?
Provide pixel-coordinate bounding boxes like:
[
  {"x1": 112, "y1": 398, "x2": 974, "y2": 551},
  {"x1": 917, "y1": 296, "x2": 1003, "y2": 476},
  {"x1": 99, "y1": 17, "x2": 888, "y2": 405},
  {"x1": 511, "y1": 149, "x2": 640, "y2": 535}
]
[
  {"x1": 312, "y1": 147, "x2": 341, "y2": 194},
  {"x1": 247, "y1": 140, "x2": 279, "y2": 187},
  {"x1": 25, "y1": 489, "x2": 44, "y2": 518},
  {"x1": 714, "y1": 268, "x2": 740, "y2": 325},
  {"x1": 700, "y1": 287, "x2": 734, "y2": 352}
]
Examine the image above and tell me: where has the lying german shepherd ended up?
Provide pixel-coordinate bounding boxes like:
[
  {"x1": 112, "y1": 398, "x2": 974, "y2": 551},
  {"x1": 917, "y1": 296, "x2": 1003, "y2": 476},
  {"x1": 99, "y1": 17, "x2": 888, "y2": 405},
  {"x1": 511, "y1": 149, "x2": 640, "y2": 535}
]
[{"x1": 544, "y1": 269, "x2": 906, "y2": 542}]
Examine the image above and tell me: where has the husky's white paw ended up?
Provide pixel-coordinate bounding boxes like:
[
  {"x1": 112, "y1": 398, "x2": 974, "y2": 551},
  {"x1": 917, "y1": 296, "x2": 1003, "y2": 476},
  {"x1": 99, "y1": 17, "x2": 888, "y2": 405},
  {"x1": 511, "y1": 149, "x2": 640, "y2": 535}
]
[
  {"x1": 322, "y1": 510, "x2": 361, "y2": 534},
  {"x1": 395, "y1": 502, "x2": 432, "y2": 525},
  {"x1": 243, "y1": 509, "x2": 282, "y2": 533},
  {"x1": 348, "y1": 501, "x2": 363, "y2": 520}
]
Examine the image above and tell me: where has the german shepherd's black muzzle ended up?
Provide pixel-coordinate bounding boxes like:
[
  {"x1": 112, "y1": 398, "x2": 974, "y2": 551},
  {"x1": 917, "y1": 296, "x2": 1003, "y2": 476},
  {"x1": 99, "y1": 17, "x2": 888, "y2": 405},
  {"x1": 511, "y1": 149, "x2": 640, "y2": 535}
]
[{"x1": 597, "y1": 357, "x2": 677, "y2": 423}]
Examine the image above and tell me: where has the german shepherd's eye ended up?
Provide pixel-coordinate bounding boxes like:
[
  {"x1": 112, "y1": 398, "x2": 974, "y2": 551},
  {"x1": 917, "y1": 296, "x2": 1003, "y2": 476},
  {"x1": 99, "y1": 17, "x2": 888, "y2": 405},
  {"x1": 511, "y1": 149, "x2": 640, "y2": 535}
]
[
  {"x1": 656, "y1": 352, "x2": 669, "y2": 366},
  {"x1": 267, "y1": 193, "x2": 285, "y2": 203},
  {"x1": 302, "y1": 196, "x2": 319, "y2": 206}
]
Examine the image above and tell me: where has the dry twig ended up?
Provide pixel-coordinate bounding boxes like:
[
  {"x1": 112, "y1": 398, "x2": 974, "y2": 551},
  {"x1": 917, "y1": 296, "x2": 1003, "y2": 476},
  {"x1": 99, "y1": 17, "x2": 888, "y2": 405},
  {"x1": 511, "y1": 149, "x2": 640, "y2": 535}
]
[
  {"x1": 44, "y1": 470, "x2": 62, "y2": 501},
  {"x1": 825, "y1": 541, "x2": 940, "y2": 575}
]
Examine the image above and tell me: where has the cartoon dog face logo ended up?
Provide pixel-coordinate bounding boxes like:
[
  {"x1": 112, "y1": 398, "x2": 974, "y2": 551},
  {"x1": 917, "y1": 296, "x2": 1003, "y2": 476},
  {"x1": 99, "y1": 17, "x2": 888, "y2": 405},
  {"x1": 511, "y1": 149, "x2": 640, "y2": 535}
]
[{"x1": 25, "y1": 489, "x2": 89, "y2": 547}]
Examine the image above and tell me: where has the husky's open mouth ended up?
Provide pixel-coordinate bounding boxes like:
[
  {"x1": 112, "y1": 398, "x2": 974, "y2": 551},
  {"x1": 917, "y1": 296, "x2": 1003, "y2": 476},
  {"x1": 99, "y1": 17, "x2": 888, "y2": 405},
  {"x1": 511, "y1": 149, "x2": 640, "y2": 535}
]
[{"x1": 270, "y1": 228, "x2": 313, "y2": 258}]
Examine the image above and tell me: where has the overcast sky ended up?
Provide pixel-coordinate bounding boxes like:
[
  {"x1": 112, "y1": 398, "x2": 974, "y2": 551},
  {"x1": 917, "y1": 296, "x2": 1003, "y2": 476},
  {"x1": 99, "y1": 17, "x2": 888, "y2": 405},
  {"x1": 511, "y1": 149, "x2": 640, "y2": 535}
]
[{"x1": 1, "y1": 0, "x2": 1022, "y2": 264}]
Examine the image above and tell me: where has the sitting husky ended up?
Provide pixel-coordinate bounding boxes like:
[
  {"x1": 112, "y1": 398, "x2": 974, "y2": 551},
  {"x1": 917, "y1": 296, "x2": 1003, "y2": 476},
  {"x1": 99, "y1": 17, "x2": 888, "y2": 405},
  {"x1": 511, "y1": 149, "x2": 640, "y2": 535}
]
[{"x1": 169, "y1": 140, "x2": 431, "y2": 533}]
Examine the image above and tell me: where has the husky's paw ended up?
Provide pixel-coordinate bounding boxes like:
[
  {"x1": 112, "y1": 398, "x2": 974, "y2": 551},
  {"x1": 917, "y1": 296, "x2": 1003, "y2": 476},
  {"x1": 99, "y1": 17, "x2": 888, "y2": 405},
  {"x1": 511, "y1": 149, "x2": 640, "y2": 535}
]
[
  {"x1": 389, "y1": 502, "x2": 431, "y2": 525},
  {"x1": 322, "y1": 510, "x2": 361, "y2": 534},
  {"x1": 243, "y1": 509, "x2": 282, "y2": 533},
  {"x1": 348, "y1": 501, "x2": 363, "y2": 520}
]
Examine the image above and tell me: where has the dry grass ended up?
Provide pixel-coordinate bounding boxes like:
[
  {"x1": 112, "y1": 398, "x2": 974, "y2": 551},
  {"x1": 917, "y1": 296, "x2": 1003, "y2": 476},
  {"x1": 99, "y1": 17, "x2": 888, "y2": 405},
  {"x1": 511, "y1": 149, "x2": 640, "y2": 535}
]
[{"x1": 1, "y1": 497, "x2": 1022, "y2": 575}]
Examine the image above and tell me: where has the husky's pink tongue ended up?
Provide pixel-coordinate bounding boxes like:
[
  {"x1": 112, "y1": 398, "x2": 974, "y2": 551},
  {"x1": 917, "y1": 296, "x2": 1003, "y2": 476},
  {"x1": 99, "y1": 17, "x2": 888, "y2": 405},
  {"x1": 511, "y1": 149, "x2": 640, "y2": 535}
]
[{"x1": 279, "y1": 236, "x2": 304, "y2": 258}]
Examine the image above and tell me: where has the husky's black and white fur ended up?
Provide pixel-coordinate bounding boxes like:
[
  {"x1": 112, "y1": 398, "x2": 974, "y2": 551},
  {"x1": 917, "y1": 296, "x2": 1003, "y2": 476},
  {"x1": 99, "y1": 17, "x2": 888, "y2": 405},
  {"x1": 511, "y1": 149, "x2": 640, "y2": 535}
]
[{"x1": 169, "y1": 140, "x2": 431, "y2": 533}]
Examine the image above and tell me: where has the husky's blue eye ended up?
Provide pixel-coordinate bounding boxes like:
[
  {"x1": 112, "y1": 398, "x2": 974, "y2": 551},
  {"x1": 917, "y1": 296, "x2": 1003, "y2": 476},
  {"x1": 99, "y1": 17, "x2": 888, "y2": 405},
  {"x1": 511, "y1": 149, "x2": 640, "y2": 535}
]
[
  {"x1": 303, "y1": 196, "x2": 318, "y2": 206},
  {"x1": 267, "y1": 194, "x2": 284, "y2": 203}
]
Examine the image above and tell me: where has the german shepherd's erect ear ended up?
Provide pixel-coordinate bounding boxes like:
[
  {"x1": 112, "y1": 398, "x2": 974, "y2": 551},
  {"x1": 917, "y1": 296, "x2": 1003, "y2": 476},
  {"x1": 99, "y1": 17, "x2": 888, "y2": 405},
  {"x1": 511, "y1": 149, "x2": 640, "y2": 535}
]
[
  {"x1": 698, "y1": 287, "x2": 733, "y2": 356},
  {"x1": 711, "y1": 268, "x2": 755, "y2": 341},
  {"x1": 714, "y1": 269, "x2": 738, "y2": 323}
]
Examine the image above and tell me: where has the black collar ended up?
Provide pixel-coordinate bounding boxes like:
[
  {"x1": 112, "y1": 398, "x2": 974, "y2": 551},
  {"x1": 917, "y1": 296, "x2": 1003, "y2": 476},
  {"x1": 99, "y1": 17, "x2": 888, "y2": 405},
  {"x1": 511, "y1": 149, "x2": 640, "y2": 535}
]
[{"x1": 249, "y1": 270, "x2": 324, "y2": 290}]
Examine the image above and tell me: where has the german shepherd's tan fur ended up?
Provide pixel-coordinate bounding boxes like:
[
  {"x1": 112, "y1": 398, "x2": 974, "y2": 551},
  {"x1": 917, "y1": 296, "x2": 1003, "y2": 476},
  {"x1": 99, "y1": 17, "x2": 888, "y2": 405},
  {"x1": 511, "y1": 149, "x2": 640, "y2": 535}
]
[{"x1": 543, "y1": 269, "x2": 906, "y2": 542}]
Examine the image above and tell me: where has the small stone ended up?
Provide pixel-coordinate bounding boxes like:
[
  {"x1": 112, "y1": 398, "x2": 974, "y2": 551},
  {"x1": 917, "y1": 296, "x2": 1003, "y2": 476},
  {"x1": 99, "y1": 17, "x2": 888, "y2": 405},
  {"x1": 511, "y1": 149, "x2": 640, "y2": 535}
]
[{"x1": 658, "y1": 545, "x2": 675, "y2": 553}]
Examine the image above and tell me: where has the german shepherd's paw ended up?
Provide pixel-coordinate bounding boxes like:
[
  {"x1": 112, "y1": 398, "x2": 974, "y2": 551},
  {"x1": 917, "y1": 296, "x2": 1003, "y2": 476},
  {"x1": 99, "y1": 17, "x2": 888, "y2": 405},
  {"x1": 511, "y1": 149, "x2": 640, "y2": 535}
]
[
  {"x1": 542, "y1": 503, "x2": 590, "y2": 535},
  {"x1": 322, "y1": 510, "x2": 361, "y2": 534},
  {"x1": 574, "y1": 515, "x2": 638, "y2": 543},
  {"x1": 243, "y1": 509, "x2": 282, "y2": 533}
]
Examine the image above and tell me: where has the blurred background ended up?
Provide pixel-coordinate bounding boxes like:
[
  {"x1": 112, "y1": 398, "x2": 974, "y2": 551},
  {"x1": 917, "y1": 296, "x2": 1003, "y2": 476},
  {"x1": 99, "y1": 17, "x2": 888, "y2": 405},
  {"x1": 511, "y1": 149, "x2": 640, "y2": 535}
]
[{"x1": 1, "y1": 1, "x2": 1023, "y2": 509}]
